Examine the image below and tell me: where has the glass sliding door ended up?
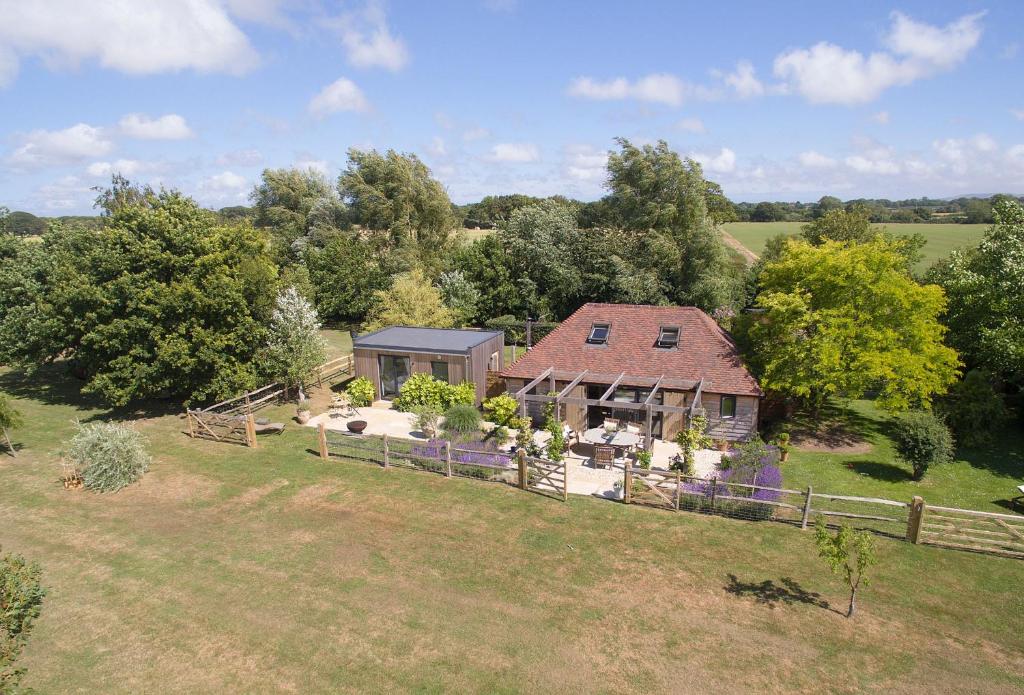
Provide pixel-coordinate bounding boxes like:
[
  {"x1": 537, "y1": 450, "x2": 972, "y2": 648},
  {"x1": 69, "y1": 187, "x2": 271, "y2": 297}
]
[{"x1": 379, "y1": 355, "x2": 411, "y2": 399}]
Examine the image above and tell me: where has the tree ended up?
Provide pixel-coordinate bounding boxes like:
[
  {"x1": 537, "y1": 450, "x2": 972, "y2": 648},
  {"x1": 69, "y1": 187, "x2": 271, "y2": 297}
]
[
  {"x1": 962, "y1": 198, "x2": 993, "y2": 224},
  {"x1": 451, "y1": 235, "x2": 523, "y2": 320},
  {"x1": 0, "y1": 392, "x2": 22, "y2": 457},
  {"x1": 813, "y1": 195, "x2": 843, "y2": 219},
  {"x1": 304, "y1": 234, "x2": 388, "y2": 323},
  {"x1": 891, "y1": 410, "x2": 954, "y2": 480},
  {"x1": 750, "y1": 202, "x2": 785, "y2": 222},
  {"x1": 251, "y1": 168, "x2": 343, "y2": 262},
  {"x1": 4, "y1": 211, "x2": 47, "y2": 236},
  {"x1": 437, "y1": 270, "x2": 480, "y2": 326},
  {"x1": 750, "y1": 238, "x2": 959, "y2": 413},
  {"x1": 814, "y1": 520, "x2": 877, "y2": 618},
  {"x1": 935, "y1": 370, "x2": 1008, "y2": 447},
  {"x1": 605, "y1": 138, "x2": 741, "y2": 312},
  {"x1": 362, "y1": 268, "x2": 455, "y2": 332},
  {"x1": 801, "y1": 207, "x2": 874, "y2": 245},
  {"x1": 0, "y1": 182, "x2": 278, "y2": 406},
  {"x1": 0, "y1": 546, "x2": 45, "y2": 691},
  {"x1": 673, "y1": 411, "x2": 710, "y2": 473},
  {"x1": 339, "y1": 148, "x2": 456, "y2": 274},
  {"x1": 928, "y1": 200, "x2": 1024, "y2": 385},
  {"x1": 265, "y1": 287, "x2": 328, "y2": 394}
]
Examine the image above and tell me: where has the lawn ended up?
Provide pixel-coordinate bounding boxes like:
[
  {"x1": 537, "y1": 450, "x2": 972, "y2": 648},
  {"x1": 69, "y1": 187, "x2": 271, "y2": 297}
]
[
  {"x1": 319, "y1": 327, "x2": 354, "y2": 359},
  {"x1": 1, "y1": 367, "x2": 1023, "y2": 693},
  {"x1": 723, "y1": 222, "x2": 989, "y2": 270},
  {"x1": 779, "y1": 400, "x2": 1024, "y2": 513}
]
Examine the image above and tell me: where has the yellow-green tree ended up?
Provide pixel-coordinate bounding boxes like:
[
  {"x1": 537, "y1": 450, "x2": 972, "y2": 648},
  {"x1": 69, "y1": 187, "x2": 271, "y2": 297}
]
[
  {"x1": 750, "y1": 238, "x2": 959, "y2": 413},
  {"x1": 361, "y1": 268, "x2": 455, "y2": 332}
]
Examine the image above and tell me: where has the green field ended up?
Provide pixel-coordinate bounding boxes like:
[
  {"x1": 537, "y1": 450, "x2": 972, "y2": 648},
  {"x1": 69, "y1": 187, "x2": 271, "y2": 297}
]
[
  {"x1": 1, "y1": 365, "x2": 1023, "y2": 692},
  {"x1": 724, "y1": 222, "x2": 989, "y2": 270}
]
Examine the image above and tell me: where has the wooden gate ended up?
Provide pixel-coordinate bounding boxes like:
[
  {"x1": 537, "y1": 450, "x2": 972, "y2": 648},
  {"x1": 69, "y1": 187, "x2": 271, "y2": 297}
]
[
  {"x1": 519, "y1": 453, "x2": 567, "y2": 501},
  {"x1": 186, "y1": 409, "x2": 255, "y2": 447},
  {"x1": 917, "y1": 504, "x2": 1024, "y2": 559},
  {"x1": 625, "y1": 466, "x2": 680, "y2": 511}
]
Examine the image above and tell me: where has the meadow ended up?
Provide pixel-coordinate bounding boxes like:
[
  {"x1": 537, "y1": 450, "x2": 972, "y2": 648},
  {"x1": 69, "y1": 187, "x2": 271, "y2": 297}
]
[
  {"x1": 1, "y1": 362, "x2": 1022, "y2": 693},
  {"x1": 723, "y1": 222, "x2": 989, "y2": 270}
]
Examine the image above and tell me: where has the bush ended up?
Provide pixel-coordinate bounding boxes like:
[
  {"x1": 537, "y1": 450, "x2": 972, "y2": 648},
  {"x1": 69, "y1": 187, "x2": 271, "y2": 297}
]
[
  {"x1": 66, "y1": 421, "x2": 151, "y2": 493},
  {"x1": 936, "y1": 370, "x2": 1008, "y2": 447},
  {"x1": 0, "y1": 547, "x2": 45, "y2": 692},
  {"x1": 483, "y1": 393, "x2": 519, "y2": 426},
  {"x1": 395, "y1": 374, "x2": 475, "y2": 412},
  {"x1": 721, "y1": 436, "x2": 779, "y2": 472},
  {"x1": 345, "y1": 376, "x2": 375, "y2": 407},
  {"x1": 891, "y1": 410, "x2": 954, "y2": 480},
  {"x1": 443, "y1": 403, "x2": 482, "y2": 439}
]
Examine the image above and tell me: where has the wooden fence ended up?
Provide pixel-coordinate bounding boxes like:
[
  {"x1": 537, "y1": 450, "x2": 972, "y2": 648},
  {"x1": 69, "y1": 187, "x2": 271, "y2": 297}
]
[
  {"x1": 317, "y1": 426, "x2": 566, "y2": 499},
  {"x1": 313, "y1": 354, "x2": 354, "y2": 388},
  {"x1": 912, "y1": 500, "x2": 1024, "y2": 559}
]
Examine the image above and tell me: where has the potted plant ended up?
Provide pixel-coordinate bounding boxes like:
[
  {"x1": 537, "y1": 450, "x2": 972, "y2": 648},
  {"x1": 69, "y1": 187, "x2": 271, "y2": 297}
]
[
  {"x1": 636, "y1": 450, "x2": 652, "y2": 470},
  {"x1": 716, "y1": 438, "x2": 729, "y2": 452},
  {"x1": 612, "y1": 479, "x2": 625, "y2": 500},
  {"x1": 296, "y1": 397, "x2": 311, "y2": 425},
  {"x1": 776, "y1": 432, "x2": 791, "y2": 462}
]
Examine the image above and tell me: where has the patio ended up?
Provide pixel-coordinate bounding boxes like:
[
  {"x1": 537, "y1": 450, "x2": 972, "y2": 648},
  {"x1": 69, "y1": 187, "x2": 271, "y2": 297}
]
[{"x1": 305, "y1": 405, "x2": 723, "y2": 498}]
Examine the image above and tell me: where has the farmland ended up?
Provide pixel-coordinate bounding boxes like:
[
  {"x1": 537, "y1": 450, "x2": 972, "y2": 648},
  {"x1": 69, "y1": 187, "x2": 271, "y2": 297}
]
[{"x1": 723, "y1": 222, "x2": 989, "y2": 270}]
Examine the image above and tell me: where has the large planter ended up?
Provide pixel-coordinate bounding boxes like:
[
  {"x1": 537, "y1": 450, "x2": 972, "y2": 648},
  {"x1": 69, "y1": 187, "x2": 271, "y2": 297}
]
[
  {"x1": 347, "y1": 420, "x2": 368, "y2": 434},
  {"x1": 297, "y1": 410, "x2": 311, "y2": 425}
]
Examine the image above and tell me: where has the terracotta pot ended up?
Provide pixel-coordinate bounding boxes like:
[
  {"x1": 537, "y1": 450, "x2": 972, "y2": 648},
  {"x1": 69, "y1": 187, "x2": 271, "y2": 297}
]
[{"x1": 717, "y1": 440, "x2": 729, "y2": 452}]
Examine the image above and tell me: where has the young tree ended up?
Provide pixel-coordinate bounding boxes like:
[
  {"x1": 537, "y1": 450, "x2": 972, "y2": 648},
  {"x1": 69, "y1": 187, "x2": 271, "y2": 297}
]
[
  {"x1": 814, "y1": 520, "x2": 877, "y2": 618},
  {"x1": 265, "y1": 287, "x2": 328, "y2": 395},
  {"x1": 437, "y1": 270, "x2": 481, "y2": 326},
  {"x1": 750, "y1": 238, "x2": 959, "y2": 413},
  {"x1": 0, "y1": 392, "x2": 22, "y2": 457},
  {"x1": 673, "y1": 411, "x2": 710, "y2": 473},
  {"x1": 928, "y1": 200, "x2": 1024, "y2": 385},
  {"x1": 0, "y1": 546, "x2": 45, "y2": 691},
  {"x1": 891, "y1": 410, "x2": 954, "y2": 480},
  {"x1": 361, "y1": 268, "x2": 455, "y2": 332}
]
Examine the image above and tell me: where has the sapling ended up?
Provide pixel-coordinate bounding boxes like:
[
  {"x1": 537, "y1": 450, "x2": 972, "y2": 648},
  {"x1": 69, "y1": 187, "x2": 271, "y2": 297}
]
[{"x1": 814, "y1": 520, "x2": 878, "y2": 618}]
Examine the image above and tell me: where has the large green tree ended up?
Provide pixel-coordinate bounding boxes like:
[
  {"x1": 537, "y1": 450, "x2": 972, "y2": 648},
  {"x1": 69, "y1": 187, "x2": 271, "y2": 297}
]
[
  {"x1": 749, "y1": 238, "x2": 959, "y2": 412},
  {"x1": 304, "y1": 233, "x2": 388, "y2": 323},
  {"x1": 361, "y1": 268, "x2": 455, "y2": 332},
  {"x1": 928, "y1": 200, "x2": 1024, "y2": 384},
  {"x1": 339, "y1": 148, "x2": 456, "y2": 275},
  {"x1": 0, "y1": 185, "x2": 278, "y2": 406},
  {"x1": 251, "y1": 167, "x2": 345, "y2": 262},
  {"x1": 604, "y1": 138, "x2": 740, "y2": 312}
]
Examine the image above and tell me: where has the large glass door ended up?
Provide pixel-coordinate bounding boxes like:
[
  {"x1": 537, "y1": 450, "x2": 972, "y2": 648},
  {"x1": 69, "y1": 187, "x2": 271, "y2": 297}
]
[
  {"x1": 585, "y1": 384, "x2": 664, "y2": 438},
  {"x1": 379, "y1": 355, "x2": 411, "y2": 399}
]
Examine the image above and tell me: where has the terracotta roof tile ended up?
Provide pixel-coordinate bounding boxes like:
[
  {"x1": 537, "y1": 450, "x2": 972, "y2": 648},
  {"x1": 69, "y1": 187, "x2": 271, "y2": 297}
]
[{"x1": 501, "y1": 303, "x2": 762, "y2": 397}]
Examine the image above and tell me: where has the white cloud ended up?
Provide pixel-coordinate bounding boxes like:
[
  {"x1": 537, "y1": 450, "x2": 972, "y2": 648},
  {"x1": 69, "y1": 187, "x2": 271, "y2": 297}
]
[
  {"x1": 216, "y1": 149, "x2": 263, "y2": 167},
  {"x1": 308, "y1": 77, "x2": 370, "y2": 118},
  {"x1": 86, "y1": 159, "x2": 147, "y2": 177},
  {"x1": 693, "y1": 147, "x2": 736, "y2": 174},
  {"x1": 0, "y1": 0, "x2": 259, "y2": 86},
  {"x1": 773, "y1": 11, "x2": 984, "y2": 104},
  {"x1": 563, "y1": 144, "x2": 607, "y2": 182},
  {"x1": 427, "y1": 136, "x2": 447, "y2": 157},
  {"x1": 872, "y1": 110, "x2": 890, "y2": 124},
  {"x1": 294, "y1": 155, "x2": 329, "y2": 176},
  {"x1": 118, "y1": 113, "x2": 194, "y2": 140},
  {"x1": 676, "y1": 117, "x2": 705, "y2": 133},
  {"x1": 332, "y1": 0, "x2": 409, "y2": 72},
  {"x1": 845, "y1": 155, "x2": 900, "y2": 175},
  {"x1": 723, "y1": 61, "x2": 764, "y2": 99},
  {"x1": 568, "y1": 73, "x2": 689, "y2": 106},
  {"x1": 8, "y1": 123, "x2": 114, "y2": 169},
  {"x1": 463, "y1": 126, "x2": 490, "y2": 142},
  {"x1": 489, "y1": 143, "x2": 539, "y2": 163},
  {"x1": 31, "y1": 175, "x2": 93, "y2": 211},
  {"x1": 798, "y1": 150, "x2": 837, "y2": 168}
]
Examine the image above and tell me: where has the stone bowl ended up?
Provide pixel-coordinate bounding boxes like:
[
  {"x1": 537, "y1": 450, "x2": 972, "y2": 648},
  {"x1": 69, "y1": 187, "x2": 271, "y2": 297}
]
[{"x1": 347, "y1": 420, "x2": 368, "y2": 434}]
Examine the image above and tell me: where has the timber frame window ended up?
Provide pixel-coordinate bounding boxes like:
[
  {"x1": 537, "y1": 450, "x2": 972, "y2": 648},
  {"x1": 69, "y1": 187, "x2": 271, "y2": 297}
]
[
  {"x1": 587, "y1": 323, "x2": 610, "y2": 345},
  {"x1": 655, "y1": 326, "x2": 680, "y2": 349},
  {"x1": 431, "y1": 361, "x2": 450, "y2": 383},
  {"x1": 720, "y1": 395, "x2": 737, "y2": 419}
]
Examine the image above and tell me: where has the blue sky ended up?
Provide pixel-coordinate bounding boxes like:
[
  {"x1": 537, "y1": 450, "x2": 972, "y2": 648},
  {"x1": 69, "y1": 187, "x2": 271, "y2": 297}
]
[{"x1": 1, "y1": 0, "x2": 1021, "y2": 214}]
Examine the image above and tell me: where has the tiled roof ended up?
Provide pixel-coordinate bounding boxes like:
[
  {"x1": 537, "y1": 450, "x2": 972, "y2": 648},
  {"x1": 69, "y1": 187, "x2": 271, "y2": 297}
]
[{"x1": 501, "y1": 303, "x2": 762, "y2": 397}]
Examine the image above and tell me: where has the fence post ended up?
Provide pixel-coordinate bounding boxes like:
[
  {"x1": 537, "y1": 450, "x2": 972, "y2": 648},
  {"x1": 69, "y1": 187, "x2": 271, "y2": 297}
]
[
  {"x1": 383, "y1": 434, "x2": 390, "y2": 469},
  {"x1": 675, "y1": 470, "x2": 681, "y2": 511},
  {"x1": 246, "y1": 413, "x2": 257, "y2": 448},
  {"x1": 801, "y1": 486, "x2": 813, "y2": 529},
  {"x1": 445, "y1": 440, "x2": 453, "y2": 478},
  {"x1": 318, "y1": 423, "x2": 328, "y2": 461},
  {"x1": 517, "y1": 449, "x2": 527, "y2": 489},
  {"x1": 709, "y1": 476, "x2": 718, "y2": 512},
  {"x1": 623, "y1": 460, "x2": 632, "y2": 504},
  {"x1": 562, "y1": 460, "x2": 568, "y2": 503},
  {"x1": 186, "y1": 410, "x2": 195, "y2": 438},
  {"x1": 907, "y1": 496, "x2": 925, "y2": 543}
]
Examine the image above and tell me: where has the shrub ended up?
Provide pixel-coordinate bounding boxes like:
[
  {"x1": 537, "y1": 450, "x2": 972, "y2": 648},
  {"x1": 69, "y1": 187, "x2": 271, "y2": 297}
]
[
  {"x1": 395, "y1": 374, "x2": 475, "y2": 411},
  {"x1": 674, "y1": 411, "x2": 710, "y2": 472},
  {"x1": 443, "y1": 403, "x2": 481, "y2": 439},
  {"x1": 636, "y1": 450, "x2": 652, "y2": 469},
  {"x1": 722, "y1": 436, "x2": 779, "y2": 472},
  {"x1": 936, "y1": 370, "x2": 1008, "y2": 447},
  {"x1": 483, "y1": 393, "x2": 519, "y2": 426},
  {"x1": 345, "y1": 376, "x2": 375, "y2": 407},
  {"x1": 542, "y1": 401, "x2": 565, "y2": 462},
  {"x1": 512, "y1": 416, "x2": 533, "y2": 450},
  {"x1": 891, "y1": 410, "x2": 954, "y2": 480},
  {"x1": 0, "y1": 547, "x2": 45, "y2": 692},
  {"x1": 447, "y1": 381, "x2": 476, "y2": 408},
  {"x1": 410, "y1": 404, "x2": 442, "y2": 438},
  {"x1": 66, "y1": 422, "x2": 150, "y2": 493},
  {"x1": 0, "y1": 392, "x2": 23, "y2": 432}
]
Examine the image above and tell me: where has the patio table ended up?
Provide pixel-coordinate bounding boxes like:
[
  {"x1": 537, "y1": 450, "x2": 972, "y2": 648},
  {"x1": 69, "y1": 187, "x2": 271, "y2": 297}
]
[{"x1": 581, "y1": 427, "x2": 640, "y2": 449}]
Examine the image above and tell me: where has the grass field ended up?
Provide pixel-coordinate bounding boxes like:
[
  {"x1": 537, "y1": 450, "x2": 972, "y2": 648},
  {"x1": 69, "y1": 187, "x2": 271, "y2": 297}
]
[
  {"x1": 723, "y1": 222, "x2": 989, "y2": 270},
  {"x1": 1, "y1": 366, "x2": 1023, "y2": 692}
]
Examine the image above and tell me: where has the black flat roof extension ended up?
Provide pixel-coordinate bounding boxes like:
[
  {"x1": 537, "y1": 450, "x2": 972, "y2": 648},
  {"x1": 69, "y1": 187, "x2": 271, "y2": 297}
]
[{"x1": 352, "y1": 326, "x2": 503, "y2": 355}]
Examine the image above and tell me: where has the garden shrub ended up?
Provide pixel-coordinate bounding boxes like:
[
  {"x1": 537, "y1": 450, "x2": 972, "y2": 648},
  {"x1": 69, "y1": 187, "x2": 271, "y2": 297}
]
[
  {"x1": 447, "y1": 381, "x2": 476, "y2": 408},
  {"x1": 483, "y1": 393, "x2": 518, "y2": 426},
  {"x1": 721, "y1": 436, "x2": 779, "y2": 472},
  {"x1": 395, "y1": 374, "x2": 475, "y2": 411},
  {"x1": 443, "y1": 403, "x2": 482, "y2": 439},
  {"x1": 66, "y1": 421, "x2": 150, "y2": 493},
  {"x1": 891, "y1": 410, "x2": 954, "y2": 480},
  {"x1": 542, "y1": 401, "x2": 564, "y2": 462},
  {"x1": 345, "y1": 376, "x2": 375, "y2": 407},
  {"x1": 0, "y1": 547, "x2": 45, "y2": 692},
  {"x1": 936, "y1": 370, "x2": 1008, "y2": 447}
]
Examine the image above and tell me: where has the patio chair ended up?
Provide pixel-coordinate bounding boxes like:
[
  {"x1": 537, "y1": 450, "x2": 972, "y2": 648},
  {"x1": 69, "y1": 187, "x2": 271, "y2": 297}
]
[
  {"x1": 594, "y1": 445, "x2": 616, "y2": 469},
  {"x1": 625, "y1": 423, "x2": 640, "y2": 434}
]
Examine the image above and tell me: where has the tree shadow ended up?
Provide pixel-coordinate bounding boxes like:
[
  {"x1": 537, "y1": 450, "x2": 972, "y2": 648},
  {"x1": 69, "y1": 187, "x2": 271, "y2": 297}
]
[
  {"x1": 723, "y1": 574, "x2": 840, "y2": 614},
  {"x1": 785, "y1": 401, "x2": 886, "y2": 450},
  {"x1": 846, "y1": 460, "x2": 913, "y2": 483}
]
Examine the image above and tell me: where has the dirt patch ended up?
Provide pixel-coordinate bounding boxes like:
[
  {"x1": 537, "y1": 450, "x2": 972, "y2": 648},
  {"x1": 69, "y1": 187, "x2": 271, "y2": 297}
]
[
  {"x1": 790, "y1": 421, "x2": 874, "y2": 454},
  {"x1": 721, "y1": 230, "x2": 759, "y2": 265},
  {"x1": 120, "y1": 471, "x2": 221, "y2": 504},
  {"x1": 220, "y1": 478, "x2": 290, "y2": 510},
  {"x1": 793, "y1": 436, "x2": 873, "y2": 455}
]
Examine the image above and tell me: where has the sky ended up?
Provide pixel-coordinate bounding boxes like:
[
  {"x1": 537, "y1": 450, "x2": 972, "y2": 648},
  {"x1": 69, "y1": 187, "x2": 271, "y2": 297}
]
[{"x1": 1, "y1": 0, "x2": 1022, "y2": 215}]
